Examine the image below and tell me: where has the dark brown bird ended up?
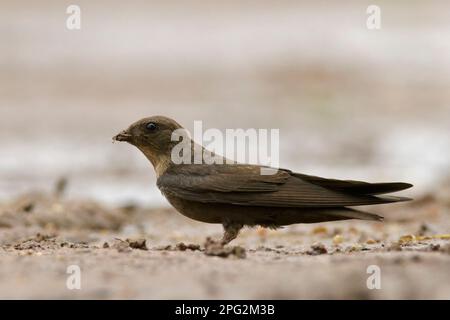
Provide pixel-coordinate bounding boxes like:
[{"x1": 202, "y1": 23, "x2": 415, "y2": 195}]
[{"x1": 113, "y1": 116, "x2": 412, "y2": 244}]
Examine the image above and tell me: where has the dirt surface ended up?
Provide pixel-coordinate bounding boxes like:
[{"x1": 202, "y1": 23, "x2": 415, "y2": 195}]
[
  {"x1": 1, "y1": 182, "x2": 449, "y2": 299},
  {"x1": 1, "y1": 0, "x2": 449, "y2": 300}
]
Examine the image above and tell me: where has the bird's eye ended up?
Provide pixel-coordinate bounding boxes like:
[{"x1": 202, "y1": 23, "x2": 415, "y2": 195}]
[{"x1": 146, "y1": 122, "x2": 158, "y2": 132}]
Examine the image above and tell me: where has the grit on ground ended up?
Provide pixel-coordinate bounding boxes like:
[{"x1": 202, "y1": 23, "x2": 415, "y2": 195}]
[{"x1": 0, "y1": 180, "x2": 449, "y2": 299}]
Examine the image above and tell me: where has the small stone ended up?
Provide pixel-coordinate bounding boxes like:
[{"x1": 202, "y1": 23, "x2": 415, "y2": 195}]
[
  {"x1": 187, "y1": 244, "x2": 201, "y2": 251},
  {"x1": 307, "y1": 242, "x2": 327, "y2": 255},
  {"x1": 22, "y1": 202, "x2": 35, "y2": 213},
  {"x1": 388, "y1": 242, "x2": 403, "y2": 251},
  {"x1": 126, "y1": 238, "x2": 148, "y2": 250},
  {"x1": 399, "y1": 234, "x2": 416, "y2": 244},
  {"x1": 332, "y1": 234, "x2": 344, "y2": 245},
  {"x1": 312, "y1": 226, "x2": 328, "y2": 235},
  {"x1": 175, "y1": 242, "x2": 201, "y2": 251},
  {"x1": 112, "y1": 239, "x2": 132, "y2": 253},
  {"x1": 348, "y1": 244, "x2": 363, "y2": 252},
  {"x1": 232, "y1": 246, "x2": 246, "y2": 259},
  {"x1": 429, "y1": 244, "x2": 440, "y2": 251},
  {"x1": 176, "y1": 242, "x2": 187, "y2": 251},
  {"x1": 203, "y1": 237, "x2": 246, "y2": 259}
]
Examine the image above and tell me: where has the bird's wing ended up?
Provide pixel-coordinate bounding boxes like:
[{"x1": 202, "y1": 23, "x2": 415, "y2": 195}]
[
  {"x1": 158, "y1": 164, "x2": 289, "y2": 192},
  {"x1": 157, "y1": 164, "x2": 411, "y2": 207},
  {"x1": 290, "y1": 172, "x2": 413, "y2": 195}
]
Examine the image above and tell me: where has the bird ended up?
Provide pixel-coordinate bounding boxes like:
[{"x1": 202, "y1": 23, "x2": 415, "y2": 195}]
[{"x1": 113, "y1": 116, "x2": 412, "y2": 245}]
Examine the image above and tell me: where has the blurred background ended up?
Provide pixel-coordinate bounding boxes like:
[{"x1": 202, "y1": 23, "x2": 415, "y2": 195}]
[{"x1": 1, "y1": 0, "x2": 449, "y2": 207}]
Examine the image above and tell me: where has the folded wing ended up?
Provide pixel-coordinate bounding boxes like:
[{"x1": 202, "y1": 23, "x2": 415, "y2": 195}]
[
  {"x1": 290, "y1": 172, "x2": 412, "y2": 195},
  {"x1": 157, "y1": 164, "x2": 412, "y2": 208}
]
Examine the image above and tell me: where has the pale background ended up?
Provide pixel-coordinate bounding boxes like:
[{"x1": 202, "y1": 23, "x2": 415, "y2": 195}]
[
  {"x1": 1, "y1": 0, "x2": 449, "y2": 206},
  {"x1": 1, "y1": 0, "x2": 450, "y2": 301}
]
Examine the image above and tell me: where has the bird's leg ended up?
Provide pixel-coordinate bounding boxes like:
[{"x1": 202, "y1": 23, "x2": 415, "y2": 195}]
[{"x1": 221, "y1": 222, "x2": 243, "y2": 245}]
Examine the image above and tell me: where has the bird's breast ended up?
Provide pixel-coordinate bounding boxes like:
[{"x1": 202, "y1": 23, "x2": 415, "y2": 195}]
[{"x1": 162, "y1": 193, "x2": 223, "y2": 224}]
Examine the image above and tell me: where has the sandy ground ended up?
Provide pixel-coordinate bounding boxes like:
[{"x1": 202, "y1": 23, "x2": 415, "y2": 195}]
[
  {"x1": 0, "y1": 180, "x2": 449, "y2": 300},
  {"x1": 1, "y1": 1, "x2": 450, "y2": 300}
]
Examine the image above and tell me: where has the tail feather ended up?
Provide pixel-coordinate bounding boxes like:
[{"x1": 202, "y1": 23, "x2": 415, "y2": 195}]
[
  {"x1": 349, "y1": 182, "x2": 413, "y2": 195},
  {"x1": 292, "y1": 172, "x2": 413, "y2": 195},
  {"x1": 323, "y1": 207, "x2": 384, "y2": 221},
  {"x1": 374, "y1": 195, "x2": 412, "y2": 203}
]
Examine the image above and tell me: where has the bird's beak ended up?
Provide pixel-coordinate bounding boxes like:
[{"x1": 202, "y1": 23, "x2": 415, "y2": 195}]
[{"x1": 113, "y1": 130, "x2": 132, "y2": 142}]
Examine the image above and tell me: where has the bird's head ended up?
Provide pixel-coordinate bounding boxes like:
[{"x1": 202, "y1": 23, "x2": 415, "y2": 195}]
[{"x1": 113, "y1": 116, "x2": 186, "y2": 174}]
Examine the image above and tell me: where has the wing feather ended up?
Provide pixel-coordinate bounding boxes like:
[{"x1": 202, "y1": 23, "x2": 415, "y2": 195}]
[
  {"x1": 290, "y1": 172, "x2": 413, "y2": 195},
  {"x1": 157, "y1": 164, "x2": 411, "y2": 208}
]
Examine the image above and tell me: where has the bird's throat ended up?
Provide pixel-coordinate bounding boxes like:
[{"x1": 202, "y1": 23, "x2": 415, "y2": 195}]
[
  {"x1": 134, "y1": 145, "x2": 172, "y2": 177},
  {"x1": 153, "y1": 156, "x2": 173, "y2": 177}
]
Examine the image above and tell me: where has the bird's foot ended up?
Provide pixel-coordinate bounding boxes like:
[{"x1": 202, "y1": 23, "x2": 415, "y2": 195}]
[{"x1": 220, "y1": 222, "x2": 243, "y2": 245}]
